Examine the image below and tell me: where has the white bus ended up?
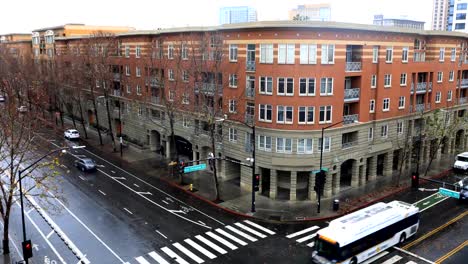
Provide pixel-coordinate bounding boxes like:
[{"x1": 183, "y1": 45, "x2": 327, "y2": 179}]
[{"x1": 312, "y1": 201, "x2": 419, "y2": 264}]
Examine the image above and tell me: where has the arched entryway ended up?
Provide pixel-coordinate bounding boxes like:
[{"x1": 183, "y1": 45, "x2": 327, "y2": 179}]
[
  {"x1": 149, "y1": 130, "x2": 161, "y2": 152},
  {"x1": 340, "y1": 159, "x2": 356, "y2": 189},
  {"x1": 174, "y1": 135, "x2": 193, "y2": 160}
]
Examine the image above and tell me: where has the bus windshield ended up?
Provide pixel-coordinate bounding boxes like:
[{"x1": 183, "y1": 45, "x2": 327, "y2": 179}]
[{"x1": 315, "y1": 239, "x2": 337, "y2": 259}]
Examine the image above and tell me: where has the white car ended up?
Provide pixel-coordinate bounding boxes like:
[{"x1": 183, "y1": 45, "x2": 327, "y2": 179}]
[
  {"x1": 64, "y1": 129, "x2": 80, "y2": 140},
  {"x1": 454, "y1": 152, "x2": 468, "y2": 172}
]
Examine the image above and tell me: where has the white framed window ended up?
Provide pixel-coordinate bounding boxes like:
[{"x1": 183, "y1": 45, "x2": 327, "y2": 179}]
[
  {"x1": 278, "y1": 44, "x2": 295, "y2": 64},
  {"x1": 260, "y1": 44, "x2": 273, "y2": 63},
  {"x1": 321, "y1": 44, "x2": 335, "y2": 64},
  {"x1": 229, "y1": 44, "x2": 238, "y2": 62},
  {"x1": 259, "y1": 104, "x2": 272, "y2": 122},
  {"x1": 402, "y1": 47, "x2": 409, "y2": 63},
  {"x1": 369, "y1": 99, "x2": 375, "y2": 113},
  {"x1": 229, "y1": 74, "x2": 238, "y2": 88},
  {"x1": 318, "y1": 137, "x2": 331, "y2": 152},
  {"x1": 136, "y1": 67, "x2": 141, "y2": 77},
  {"x1": 182, "y1": 93, "x2": 189, "y2": 105},
  {"x1": 229, "y1": 100, "x2": 237, "y2": 113},
  {"x1": 371, "y1": 75, "x2": 377, "y2": 88},
  {"x1": 168, "y1": 44, "x2": 174, "y2": 59},
  {"x1": 435, "y1": 91, "x2": 441, "y2": 103},
  {"x1": 383, "y1": 98, "x2": 390, "y2": 111},
  {"x1": 397, "y1": 121, "x2": 404, "y2": 135},
  {"x1": 169, "y1": 91, "x2": 175, "y2": 101},
  {"x1": 448, "y1": 90, "x2": 452, "y2": 101},
  {"x1": 299, "y1": 78, "x2": 315, "y2": 96},
  {"x1": 125, "y1": 65, "x2": 130, "y2": 76},
  {"x1": 368, "y1": 127, "x2": 374, "y2": 141},
  {"x1": 277, "y1": 77, "x2": 294, "y2": 96},
  {"x1": 451, "y1": 48, "x2": 456, "y2": 62},
  {"x1": 229, "y1": 128, "x2": 237, "y2": 142},
  {"x1": 320, "y1": 77, "x2": 333, "y2": 95},
  {"x1": 385, "y1": 46, "x2": 393, "y2": 63},
  {"x1": 384, "y1": 74, "x2": 392, "y2": 87},
  {"x1": 136, "y1": 85, "x2": 142, "y2": 95},
  {"x1": 183, "y1": 117, "x2": 190, "y2": 128},
  {"x1": 276, "y1": 138, "x2": 292, "y2": 153},
  {"x1": 126, "y1": 84, "x2": 131, "y2": 94},
  {"x1": 277, "y1": 106, "x2": 293, "y2": 124},
  {"x1": 298, "y1": 106, "x2": 314, "y2": 124},
  {"x1": 135, "y1": 45, "x2": 141, "y2": 58},
  {"x1": 381, "y1": 124, "x2": 388, "y2": 138},
  {"x1": 125, "y1": 45, "x2": 130, "y2": 57},
  {"x1": 437, "y1": 72, "x2": 443, "y2": 83},
  {"x1": 299, "y1": 44, "x2": 317, "y2": 64},
  {"x1": 400, "y1": 73, "x2": 407, "y2": 86},
  {"x1": 319, "y1": 105, "x2": 332, "y2": 123},
  {"x1": 449, "y1": 70, "x2": 454, "y2": 81},
  {"x1": 181, "y1": 43, "x2": 188, "y2": 60},
  {"x1": 137, "y1": 106, "x2": 143, "y2": 117},
  {"x1": 372, "y1": 46, "x2": 379, "y2": 63},
  {"x1": 182, "y1": 70, "x2": 189, "y2": 82},
  {"x1": 297, "y1": 138, "x2": 313, "y2": 154},
  {"x1": 439, "y1": 47, "x2": 445, "y2": 62},
  {"x1": 259, "y1": 76, "x2": 273, "y2": 95},
  {"x1": 398, "y1": 96, "x2": 405, "y2": 109},
  {"x1": 168, "y1": 69, "x2": 174, "y2": 81},
  {"x1": 258, "y1": 135, "x2": 272, "y2": 151}
]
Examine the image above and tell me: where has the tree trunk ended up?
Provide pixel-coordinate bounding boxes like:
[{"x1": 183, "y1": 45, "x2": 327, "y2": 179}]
[
  {"x1": 169, "y1": 115, "x2": 180, "y2": 181},
  {"x1": 92, "y1": 99, "x2": 103, "y2": 145},
  {"x1": 210, "y1": 125, "x2": 220, "y2": 202},
  {"x1": 78, "y1": 100, "x2": 88, "y2": 139},
  {"x1": 104, "y1": 93, "x2": 116, "y2": 152},
  {"x1": 71, "y1": 111, "x2": 77, "y2": 128},
  {"x1": 2, "y1": 203, "x2": 11, "y2": 255}
]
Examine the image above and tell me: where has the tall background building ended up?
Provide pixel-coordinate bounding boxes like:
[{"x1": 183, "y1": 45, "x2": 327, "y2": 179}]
[
  {"x1": 432, "y1": 0, "x2": 468, "y2": 32},
  {"x1": 219, "y1": 6, "x2": 257, "y2": 24},
  {"x1": 288, "y1": 3, "x2": 331, "y2": 21},
  {"x1": 452, "y1": 0, "x2": 468, "y2": 32},
  {"x1": 373, "y1": 14, "x2": 425, "y2": 30},
  {"x1": 432, "y1": 0, "x2": 449, "y2": 30}
]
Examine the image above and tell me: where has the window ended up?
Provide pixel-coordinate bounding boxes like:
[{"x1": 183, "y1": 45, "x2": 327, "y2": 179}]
[
  {"x1": 319, "y1": 105, "x2": 332, "y2": 123},
  {"x1": 369, "y1": 100, "x2": 375, "y2": 113},
  {"x1": 259, "y1": 104, "x2": 272, "y2": 122},
  {"x1": 277, "y1": 77, "x2": 294, "y2": 95},
  {"x1": 126, "y1": 84, "x2": 131, "y2": 94},
  {"x1": 138, "y1": 106, "x2": 143, "y2": 117},
  {"x1": 402, "y1": 47, "x2": 409, "y2": 63},
  {"x1": 384, "y1": 74, "x2": 392, "y2": 87},
  {"x1": 371, "y1": 75, "x2": 377, "y2": 88},
  {"x1": 297, "y1": 139, "x2": 313, "y2": 154},
  {"x1": 381, "y1": 124, "x2": 388, "y2": 138},
  {"x1": 435, "y1": 91, "x2": 441, "y2": 103},
  {"x1": 320, "y1": 77, "x2": 333, "y2": 95},
  {"x1": 259, "y1": 76, "x2": 273, "y2": 94},
  {"x1": 437, "y1": 71, "x2": 443, "y2": 82},
  {"x1": 385, "y1": 46, "x2": 393, "y2": 63},
  {"x1": 183, "y1": 117, "x2": 190, "y2": 128},
  {"x1": 169, "y1": 91, "x2": 175, "y2": 101},
  {"x1": 457, "y1": 3, "x2": 467, "y2": 10},
  {"x1": 298, "y1": 106, "x2": 314, "y2": 124},
  {"x1": 229, "y1": 128, "x2": 237, "y2": 142},
  {"x1": 299, "y1": 78, "x2": 315, "y2": 96},
  {"x1": 455, "y1": 23, "x2": 466, "y2": 30},
  {"x1": 229, "y1": 100, "x2": 237, "y2": 113},
  {"x1": 448, "y1": 90, "x2": 452, "y2": 101},
  {"x1": 168, "y1": 44, "x2": 174, "y2": 59},
  {"x1": 229, "y1": 74, "x2": 238, "y2": 87},
  {"x1": 397, "y1": 121, "x2": 404, "y2": 135},
  {"x1": 136, "y1": 67, "x2": 141, "y2": 77},
  {"x1": 125, "y1": 45, "x2": 130, "y2": 57},
  {"x1": 277, "y1": 106, "x2": 293, "y2": 124},
  {"x1": 182, "y1": 93, "x2": 189, "y2": 104},
  {"x1": 258, "y1": 135, "x2": 272, "y2": 151},
  {"x1": 135, "y1": 45, "x2": 141, "y2": 58},
  {"x1": 278, "y1": 44, "x2": 295, "y2": 64},
  {"x1": 451, "y1": 48, "x2": 456, "y2": 62},
  {"x1": 318, "y1": 137, "x2": 331, "y2": 152},
  {"x1": 229, "y1": 44, "x2": 238, "y2": 61},
  {"x1": 400, "y1": 73, "x2": 407, "y2": 86},
  {"x1": 260, "y1": 44, "x2": 273, "y2": 63},
  {"x1": 368, "y1": 127, "x2": 374, "y2": 141},
  {"x1": 321, "y1": 44, "x2": 335, "y2": 64},
  {"x1": 125, "y1": 65, "x2": 130, "y2": 76},
  {"x1": 300, "y1": 44, "x2": 317, "y2": 64},
  {"x1": 449, "y1": 70, "x2": 454, "y2": 81},
  {"x1": 383, "y1": 98, "x2": 390, "y2": 111},
  {"x1": 169, "y1": 69, "x2": 174, "y2": 81},
  {"x1": 182, "y1": 70, "x2": 189, "y2": 82},
  {"x1": 398, "y1": 96, "x2": 405, "y2": 109},
  {"x1": 439, "y1": 48, "x2": 445, "y2": 62},
  {"x1": 276, "y1": 138, "x2": 292, "y2": 153},
  {"x1": 181, "y1": 43, "x2": 188, "y2": 60},
  {"x1": 457, "y1": 13, "x2": 467, "y2": 19},
  {"x1": 136, "y1": 85, "x2": 142, "y2": 95},
  {"x1": 372, "y1": 46, "x2": 379, "y2": 63}
]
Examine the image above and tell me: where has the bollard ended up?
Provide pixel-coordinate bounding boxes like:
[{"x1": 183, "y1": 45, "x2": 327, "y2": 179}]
[{"x1": 189, "y1": 184, "x2": 193, "y2": 192}]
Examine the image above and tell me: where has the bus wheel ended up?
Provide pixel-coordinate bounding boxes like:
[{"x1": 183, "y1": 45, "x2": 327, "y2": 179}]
[
  {"x1": 399, "y1": 233, "x2": 406, "y2": 244},
  {"x1": 350, "y1": 257, "x2": 358, "y2": 264}
]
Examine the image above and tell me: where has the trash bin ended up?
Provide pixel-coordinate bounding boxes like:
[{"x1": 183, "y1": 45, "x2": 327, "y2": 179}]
[{"x1": 333, "y1": 199, "x2": 340, "y2": 211}]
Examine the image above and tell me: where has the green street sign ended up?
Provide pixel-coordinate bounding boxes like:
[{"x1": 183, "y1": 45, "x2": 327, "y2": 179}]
[
  {"x1": 312, "y1": 168, "x2": 329, "y2": 174},
  {"x1": 438, "y1": 187, "x2": 460, "y2": 199},
  {"x1": 184, "y1": 163, "x2": 207, "y2": 173}
]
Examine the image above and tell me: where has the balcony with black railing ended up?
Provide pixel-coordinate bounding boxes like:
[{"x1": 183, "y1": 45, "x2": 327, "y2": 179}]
[
  {"x1": 343, "y1": 114, "x2": 359, "y2": 125},
  {"x1": 194, "y1": 82, "x2": 223, "y2": 96},
  {"x1": 344, "y1": 88, "x2": 360, "y2": 102},
  {"x1": 246, "y1": 61, "x2": 256, "y2": 72},
  {"x1": 411, "y1": 82, "x2": 432, "y2": 94}
]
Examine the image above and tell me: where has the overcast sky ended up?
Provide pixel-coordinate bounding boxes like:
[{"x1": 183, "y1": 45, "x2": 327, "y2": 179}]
[{"x1": 0, "y1": 0, "x2": 432, "y2": 34}]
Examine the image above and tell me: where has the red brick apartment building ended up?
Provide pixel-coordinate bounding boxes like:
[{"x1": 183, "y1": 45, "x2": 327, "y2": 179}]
[{"x1": 3, "y1": 21, "x2": 468, "y2": 201}]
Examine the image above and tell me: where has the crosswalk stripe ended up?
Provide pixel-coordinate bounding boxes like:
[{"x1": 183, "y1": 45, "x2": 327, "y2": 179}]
[
  {"x1": 173, "y1": 242, "x2": 204, "y2": 263},
  {"x1": 286, "y1": 226, "x2": 320, "y2": 239},
  {"x1": 306, "y1": 241, "x2": 315, "y2": 248},
  {"x1": 244, "y1": 220, "x2": 276, "y2": 235},
  {"x1": 216, "y1": 229, "x2": 248, "y2": 246},
  {"x1": 185, "y1": 239, "x2": 217, "y2": 259},
  {"x1": 235, "y1": 222, "x2": 267, "y2": 238},
  {"x1": 405, "y1": 261, "x2": 417, "y2": 264},
  {"x1": 196, "y1": 235, "x2": 228, "y2": 254},
  {"x1": 296, "y1": 233, "x2": 317, "y2": 243},
  {"x1": 161, "y1": 247, "x2": 190, "y2": 264},
  {"x1": 206, "y1": 232, "x2": 239, "y2": 250},
  {"x1": 226, "y1": 225, "x2": 258, "y2": 242},
  {"x1": 361, "y1": 251, "x2": 389, "y2": 264},
  {"x1": 381, "y1": 255, "x2": 403, "y2": 264},
  {"x1": 148, "y1": 251, "x2": 170, "y2": 264},
  {"x1": 135, "y1": 256, "x2": 151, "y2": 264}
]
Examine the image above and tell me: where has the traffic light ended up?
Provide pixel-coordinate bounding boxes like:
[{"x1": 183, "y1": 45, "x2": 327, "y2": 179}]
[
  {"x1": 178, "y1": 161, "x2": 186, "y2": 175},
  {"x1": 253, "y1": 174, "x2": 260, "y2": 192},
  {"x1": 411, "y1": 172, "x2": 419, "y2": 189},
  {"x1": 22, "y1": 240, "x2": 33, "y2": 260}
]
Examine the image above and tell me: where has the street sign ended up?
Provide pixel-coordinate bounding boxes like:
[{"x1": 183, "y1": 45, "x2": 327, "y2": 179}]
[
  {"x1": 438, "y1": 187, "x2": 460, "y2": 199},
  {"x1": 184, "y1": 163, "x2": 207, "y2": 173},
  {"x1": 312, "y1": 168, "x2": 329, "y2": 174}
]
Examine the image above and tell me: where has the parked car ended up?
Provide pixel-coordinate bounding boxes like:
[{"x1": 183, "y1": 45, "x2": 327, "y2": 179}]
[
  {"x1": 64, "y1": 129, "x2": 80, "y2": 140},
  {"x1": 0, "y1": 95, "x2": 5, "y2": 102},
  {"x1": 17, "y1": 106, "x2": 27, "y2": 112},
  {"x1": 74, "y1": 158, "x2": 97, "y2": 172},
  {"x1": 453, "y1": 152, "x2": 468, "y2": 172}
]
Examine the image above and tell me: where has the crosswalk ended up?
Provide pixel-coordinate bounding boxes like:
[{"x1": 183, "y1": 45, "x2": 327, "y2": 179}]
[{"x1": 134, "y1": 220, "x2": 276, "y2": 263}]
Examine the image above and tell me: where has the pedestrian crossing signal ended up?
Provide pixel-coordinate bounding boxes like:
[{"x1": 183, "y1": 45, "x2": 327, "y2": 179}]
[
  {"x1": 411, "y1": 172, "x2": 419, "y2": 189},
  {"x1": 253, "y1": 174, "x2": 260, "y2": 192},
  {"x1": 22, "y1": 240, "x2": 33, "y2": 259}
]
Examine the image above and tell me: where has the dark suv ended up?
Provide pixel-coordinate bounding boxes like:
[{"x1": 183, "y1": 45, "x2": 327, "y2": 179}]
[
  {"x1": 74, "y1": 158, "x2": 97, "y2": 172},
  {"x1": 457, "y1": 177, "x2": 468, "y2": 201}
]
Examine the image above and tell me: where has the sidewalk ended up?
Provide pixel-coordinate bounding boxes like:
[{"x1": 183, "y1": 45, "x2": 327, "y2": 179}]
[{"x1": 55, "y1": 117, "x2": 455, "y2": 222}]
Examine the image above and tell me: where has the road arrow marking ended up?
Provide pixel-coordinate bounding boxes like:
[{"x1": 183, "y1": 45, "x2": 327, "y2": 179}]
[
  {"x1": 137, "y1": 191, "x2": 152, "y2": 195},
  {"x1": 111, "y1": 170, "x2": 116, "y2": 174},
  {"x1": 112, "y1": 177, "x2": 126, "y2": 180},
  {"x1": 423, "y1": 201, "x2": 430, "y2": 206},
  {"x1": 96, "y1": 164, "x2": 105, "y2": 168},
  {"x1": 46, "y1": 230, "x2": 54, "y2": 239},
  {"x1": 168, "y1": 210, "x2": 187, "y2": 214}
]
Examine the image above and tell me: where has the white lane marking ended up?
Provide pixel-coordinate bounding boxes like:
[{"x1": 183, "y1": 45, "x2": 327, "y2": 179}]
[
  {"x1": 137, "y1": 191, "x2": 153, "y2": 195},
  {"x1": 225, "y1": 225, "x2": 257, "y2": 242},
  {"x1": 286, "y1": 226, "x2": 320, "y2": 239},
  {"x1": 123, "y1": 208, "x2": 133, "y2": 215},
  {"x1": 79, "y1": 175, "x2": 86, "y2": 181},
  {"x1": 296, "y1": 233, "x2": 317, "y2": 243},
  {"x1": 306, "y1": 241, "x2": 315, "y2": 247},
  {"x1": 185, "y1": 238, "x2": 217, "y2": 259},
  {"x1": 96, "y1": 164, "x2": 105, "y2": 168},
  {"x1": 393, "y1": 246, "x2": 437, "y2": 264},
  {"x1": 134, "y1": 183, "x2": 140, "y2": 187},
  {"x1": 195, "y1": 235, "x2": 228, "y2": 254},
  {"x1": 162, "y1": 200, "x2": 169, "y2": 205},
  {"x1": 234, "y1": 222, "x2": 267, "y2": 238},
  {"x1": 27, "y1": 208, "x2": 34, "y2": 214},
  {"x1": 244, "y1": 220, "x2": 276, "y2": 235},
  {"x1": 46, "y1": 230, "x2": 55, "y2": 239},
  {"x1": 148, "y1": 251, "x2": 170, "y2": 264},
  {"x1": 46, "y1": 190, "x2": 127, "y2": 264},
  {"x1": 135, "y1": 256, "x2": 151, "y2": 264},
  {"x1": 173, "y1": 242, "x2": 204, "y2": 263},
  {"x1": 161, "y1": 246, "x2": 190, "y2": 264},
  {"x1": 198, "y1": 221, "x2": 205, "y2": 225},
  {"x1": 381, "y1": 255, "x2": 403, "y2": 264},
  {"x1": 113, "y1": 176, "x2": 126, "y2": 180},
  {"x1": 169, "y1": 210, "x2": 187, "y2": 214},
  {"x1": 413, "y1": 192, "x2": 439, "y2": 204},
  {"x1": 423, "y1": 201, "x2": 430, "y2": 206},
  {"x1": 215, "y1": 229, "x2": 247, "y2": 246},
  {"x1": 206, "y1": 232, "x2": 238, "y2": 250},
  {"x1": 0, "y1": 220, "x2": 23, "y2": 260},
  {"x1": 361, "y1": 251, "x2": 389, "y2": 264},
  {"x1": 111, "y1": 170, "x2": 116, "y2": 174},
  {"x1": 420, "y1": 196, "x2": 449, "y2": 212},
  {"x1": 156, "y1": 230, "x2": 168, "y2": 239},
  {"x1": 406, "y1": 261, "x2": 418, "y2": 264},
  {"x1": 98, "y1": 190, "x2": 107, "y2": 196}
]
